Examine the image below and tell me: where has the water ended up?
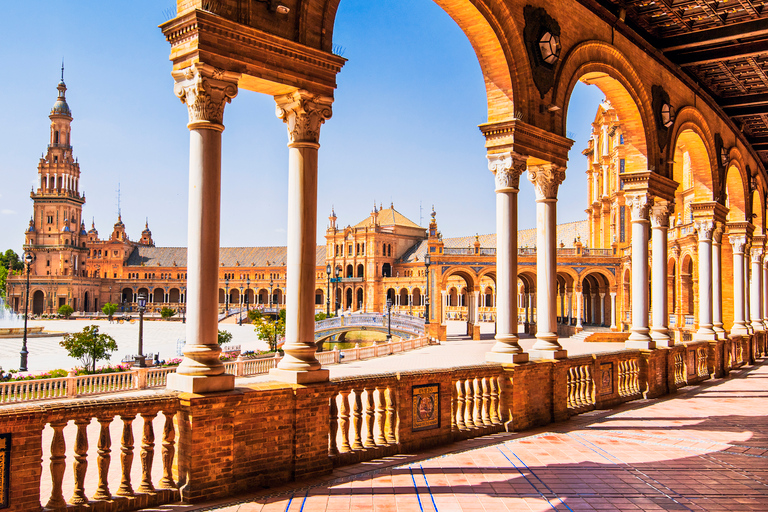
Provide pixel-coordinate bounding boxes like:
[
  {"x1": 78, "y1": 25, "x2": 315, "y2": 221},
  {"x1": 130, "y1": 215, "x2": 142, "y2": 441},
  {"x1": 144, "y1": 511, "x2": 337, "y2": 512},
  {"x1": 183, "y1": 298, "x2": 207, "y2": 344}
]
[{"x1": 0, "y1": 297, "x2": 22, "y2": 327}]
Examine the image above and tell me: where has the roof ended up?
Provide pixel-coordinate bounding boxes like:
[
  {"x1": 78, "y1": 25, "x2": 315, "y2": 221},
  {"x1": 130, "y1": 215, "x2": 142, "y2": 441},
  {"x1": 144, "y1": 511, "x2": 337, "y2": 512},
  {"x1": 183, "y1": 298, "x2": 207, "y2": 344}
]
[
  {"x1": 354, "y1": 206, "x2": 423, "y2": 230},
  {"x1": 126, "y1": 246, "x2": 326, "y2": 268},
  {"x1": 400, "y1": 220, "x2": 590, "y2": 262}
]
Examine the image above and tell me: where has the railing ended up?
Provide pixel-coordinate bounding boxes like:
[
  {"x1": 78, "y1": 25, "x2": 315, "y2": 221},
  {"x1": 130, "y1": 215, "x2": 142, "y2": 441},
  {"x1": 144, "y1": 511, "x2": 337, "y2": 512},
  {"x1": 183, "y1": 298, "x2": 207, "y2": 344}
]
[
  {"x1": 452, "y1": 374, "x2": 504, "y2": 431},
  {"x1": 518, "y1": 248, "x2": 536, "y2": 256},
  {"x1": 566, "y1": 364, "x2": 594, "y2": 410},
  {"x1": 674, "y1": 351, "x2": 686, "y2": 385},
  {"x1": 618, "y1": 359, "x2": 640, "y2": 397},
  {"x1": 697, "y1": 347, "x2": 708, "y2": 377},
  {"x1": 443, "y1": 247, "x2": 474, "y2": 255},
  {"x1": 478, "y1": 248, "x2": 496, "y2": 256},
  {"x1": 557, "y1": 247, "x2": 577, "y2": 256},
  {"x1": 582, "y1": 248, "x2": 614, "y2": 256},
  {"x1": 315, "y1": 313, "x2": 425, "y2": 337}
]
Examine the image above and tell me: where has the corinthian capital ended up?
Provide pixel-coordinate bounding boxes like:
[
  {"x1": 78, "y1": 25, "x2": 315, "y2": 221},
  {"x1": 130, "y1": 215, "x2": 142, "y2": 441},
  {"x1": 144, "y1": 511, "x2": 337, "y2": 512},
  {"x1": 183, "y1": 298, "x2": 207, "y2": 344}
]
[
  {"x1": 650, "y1": 201, "x2": 671, "y2": 228},
  {"x1": 173, "y1": 64, "x2": 240, "y2": 128},
  {"x1": 694, "y1": 219, "x2": 715, "y2": 241},
  {"x1": 713, "y1": 223, "x2": 724, "y2": 244},
  {"x1": 751, "y1": 246, "x2": 764, "y2": 263},
  {"x1": 488, "y1": 152, "x2": 526, "y2": 192},
  {"x1": 527, "y1": 164, "x2": 565, "y2": 200},
  {"x1": 275, "y1": 90, "x2": 333, "y2": 145},
  {"x1": 626, "y1": 193, "x2": 652, "y2": 221},
  {"x1": 729, "y1": 235, "x2": 747, "y2": 254}
]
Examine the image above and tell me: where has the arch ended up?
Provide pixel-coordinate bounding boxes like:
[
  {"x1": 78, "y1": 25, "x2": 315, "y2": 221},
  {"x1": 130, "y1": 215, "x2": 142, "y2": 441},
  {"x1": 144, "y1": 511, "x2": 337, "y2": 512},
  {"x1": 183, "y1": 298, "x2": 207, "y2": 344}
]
[
  {"x1": 230, "y1": 289, "x2": 240, "y2": 304},
  {"x1": 152, "y1": 287, "x2": 164, "y2": 303},
  {"x1": 680, "y1": 254, "x2": 695, "y2": 316},
  {"x1": 138, "y1": 287, "x2": 149, "y2": 302},
  {"x1": 399, "y1": 288, "x2": 409, "y2": 307},
  {"x1": 258, "y1": 288, "x2": 268, "y2": 305},
  {"x1": 273, "y1": 289, "x2": 284, "y2": 306},
  {"x1": 345, "y1": 287, "x2": 353, "y2": 310},
  {"x1": 752, "y1": 189, "x2": 764, "y2": 236},
  {"x1": 319, "y1": 0, "x2": 523, "y2": 123},
  {"x1": 412, "y1": 287, "x2": 422, "y2": 307},
  {"x1": 315, "y1": 288, "x2": 324, "y2": 305},
  {"x1": 84, "y1": 291, "x2": 90, "y2": 312},
  {"x1": 356, "y1": 264, "x2": 364, "y2": 278},
  {"x1": 169, "y1": 288, "x2": 181, "y2": 303},
  {"x1": 448, "y1": 287, "x2": 458, "y2": 307},
  {"x1": 346, "y1": 264, "x2": 353, "y2": 278},
  {"x1": 554, "y1": 41, "x2": 656, "y2": 171},
  {"x1": 218, "y1": 288, "x2": 226, "y2": 304},
  {"x1": 386, "y1": 288, "x2": 395, "y2": 305},
  {"x1": 33, "y1": 290, "x2": 45, "y2": 315},
  {"x1": 667, "y1": 257, "x2": 677, "y2": 316},
  {"x1": 668, "y1": 108, "x2": 717, "y2": 203},
  {"x1": 356, "y1": 287, "x2": 364, "y2": 310},
  {"x1": 244, "y1": 288, "x2": 254, "y2": 304},
  {"x1": 725, "y1": 163, "x2": 748, "y2": 223},
  {"x1": 440, "y1": 267, "x2": 477, "y2": 290},
  {"x1": 382, "y1": 263, "x2": 392, "y2": 277}
]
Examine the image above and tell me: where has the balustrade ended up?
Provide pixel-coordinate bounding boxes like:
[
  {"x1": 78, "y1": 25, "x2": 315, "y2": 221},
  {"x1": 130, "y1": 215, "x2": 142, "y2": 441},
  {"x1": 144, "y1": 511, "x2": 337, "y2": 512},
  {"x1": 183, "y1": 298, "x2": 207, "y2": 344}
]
[
  {"x1": 674, "y1": 352, "x2": 686, "y2": 385},
  {"x1": 618, "y1": 359, "x2": 640, "y2": 397},
  {"x1": 330, "y1": 382, "x2": 397, "y2": 457},
  {"x1": 566, "y1": 364, "x2": 594, "y2": 410},
  {"x1": 452, "y1": 375, "x2": 503, "y2": 432},
  {"x1": 697, "y1": 347, "x2": 708, "y2": 377}
]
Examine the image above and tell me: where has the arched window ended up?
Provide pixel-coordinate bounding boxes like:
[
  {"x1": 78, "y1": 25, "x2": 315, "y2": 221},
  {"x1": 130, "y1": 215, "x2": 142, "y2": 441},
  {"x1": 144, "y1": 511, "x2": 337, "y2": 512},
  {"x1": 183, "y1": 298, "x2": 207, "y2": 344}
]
[
  {"x1": 357, "y1": 264, "x2": 364, "y2": 278},
  {"x1": 346, "y1": 264, "x2": 353, "y2": 278},
  {"x1": 54, "y1": 131, "x2": 59, "y2": 144},
  {"x1": 382, "y1": 263, "x2": 392, "y2": 277},
  {"x1": 388, "y1": 244, "x2": 392, "y2": 257}
]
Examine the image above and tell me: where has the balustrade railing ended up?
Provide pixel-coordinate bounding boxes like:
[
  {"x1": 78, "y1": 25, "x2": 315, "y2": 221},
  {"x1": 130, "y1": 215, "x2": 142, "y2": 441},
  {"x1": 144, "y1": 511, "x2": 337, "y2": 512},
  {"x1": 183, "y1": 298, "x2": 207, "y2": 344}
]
[
  {"x1": 452, "y1": 375, "x2": 503, "y2": 431},
  {"x1": 566, "y1": 364, "x2": 594, "y2": 410},
  {"x1": 697, "y1": 347, "x2": 708, "y2": 377},
  {"x1": 674, "y1": 351, "x2": 686, "y2": 385},
  {"x1": 618, "y1": 358, "x2": 640, "y2": 397}
]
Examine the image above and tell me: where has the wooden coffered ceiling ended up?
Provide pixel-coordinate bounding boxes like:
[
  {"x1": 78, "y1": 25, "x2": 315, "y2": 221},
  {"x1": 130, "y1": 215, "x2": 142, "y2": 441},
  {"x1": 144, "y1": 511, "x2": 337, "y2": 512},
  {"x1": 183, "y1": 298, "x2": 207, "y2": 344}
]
[{"x1": 589, "y1": 0, "x2": 768, "y2": 164}]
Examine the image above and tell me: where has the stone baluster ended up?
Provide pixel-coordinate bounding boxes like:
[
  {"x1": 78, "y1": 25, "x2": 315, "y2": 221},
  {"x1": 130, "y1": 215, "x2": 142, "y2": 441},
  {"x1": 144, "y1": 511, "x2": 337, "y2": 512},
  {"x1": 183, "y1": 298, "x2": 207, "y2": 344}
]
[
  {"x1": 384, "y1": 387, "x2": 397, "y2": 444},
  {"x1": 374, "y1": 386, "x2": 387, "y2": 446},
  {"x1": 70, "y1": 419, "x2": 89, "y2": 504},
  {"x1": 626, "y1": 194, "x2": 655, "y2": 349},
  {"x1": 337, "y1": 391, "x2": 351, "y2": 452},
  {"x1": 528, "y1": 164, "x2": 567, "y2": 359},
  {"x1": 481, "y1": 378, "x2": 491, "y2": 426},
  {"x1": 92, "y1": 416, "x2": 113, "y2": 500},
  {"x1": 158, "y1": 412, "x2": 177, "y2": 489},
  {"x1": 46, "y1": 421, "x2": 67, "y2": 509},
  {"x1": 329, "y1": 394, "x2": 339, "y2": 456},
  {"x1": 473, "y1": 377, "x2": 483, "y2": 427},
  {"x1": 350, "y1": 389, "x2": 363, "y2": 450},
  {"x1": 489, "y1": 377, "x2": 500, "y2": 424},
  {"x1": 138, "y1": 412, "x2": 156, "y2": 493},
  {"x1": 455, "y1": 380, "x2": 466, "y2": 430},
  {"x1": 363, "y1": 387, "x2": 376, "y2": 448},
  {"x1": 116, "y1": 415, "x2": 135, "y2": 496}
]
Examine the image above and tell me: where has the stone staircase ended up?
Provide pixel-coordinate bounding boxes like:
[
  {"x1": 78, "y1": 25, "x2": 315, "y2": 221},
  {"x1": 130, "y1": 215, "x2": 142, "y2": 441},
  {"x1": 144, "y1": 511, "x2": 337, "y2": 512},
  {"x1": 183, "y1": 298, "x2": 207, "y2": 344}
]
[{"x1": 569, "y1": 326, "x2": 612, "y2": 342}]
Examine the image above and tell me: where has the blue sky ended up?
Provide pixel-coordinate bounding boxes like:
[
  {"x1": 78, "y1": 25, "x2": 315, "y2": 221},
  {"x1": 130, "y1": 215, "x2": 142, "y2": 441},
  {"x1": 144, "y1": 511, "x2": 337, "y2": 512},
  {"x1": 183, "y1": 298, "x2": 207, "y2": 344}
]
[{"x1": 0, "y1": 0, "x2": 604, "y2": 251}]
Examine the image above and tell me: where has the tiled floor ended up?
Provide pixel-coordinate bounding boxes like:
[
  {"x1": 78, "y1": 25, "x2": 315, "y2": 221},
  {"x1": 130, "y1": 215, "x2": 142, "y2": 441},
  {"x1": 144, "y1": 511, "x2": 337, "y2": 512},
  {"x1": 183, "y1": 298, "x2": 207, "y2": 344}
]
[{"x1": 176, "y1": 361, "x2": 767, "y2": 512}]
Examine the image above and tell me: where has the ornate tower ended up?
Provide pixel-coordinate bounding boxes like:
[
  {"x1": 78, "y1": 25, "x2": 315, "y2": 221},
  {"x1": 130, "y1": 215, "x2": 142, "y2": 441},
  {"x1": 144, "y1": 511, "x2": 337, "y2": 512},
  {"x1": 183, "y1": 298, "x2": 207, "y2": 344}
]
[{"x1": 24, "y1": 70, "x2": 87, "y2": 279}]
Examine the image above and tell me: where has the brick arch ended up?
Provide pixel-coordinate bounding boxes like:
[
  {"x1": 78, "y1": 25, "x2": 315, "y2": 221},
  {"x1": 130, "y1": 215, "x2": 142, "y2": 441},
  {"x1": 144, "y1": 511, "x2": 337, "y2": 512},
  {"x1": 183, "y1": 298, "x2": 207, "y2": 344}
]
[
  {"x1": 725, "y1": 152, "x2": 749, "y2": 223},
  {"x1": 752, "y1": 190, "x2": 764, "y2": 236},
  {"x1": 668, "y1": 107, "x2": 717, "y2": 203},
  {"x1": 440, "y1": 267, "x2": 477, "y2": 289},
  {"x1": 553, "y1": 41, "x2": 656, "y2": 170},
  {"x1": 316, "y1": 0, "x2": 524, "y2": 123}
]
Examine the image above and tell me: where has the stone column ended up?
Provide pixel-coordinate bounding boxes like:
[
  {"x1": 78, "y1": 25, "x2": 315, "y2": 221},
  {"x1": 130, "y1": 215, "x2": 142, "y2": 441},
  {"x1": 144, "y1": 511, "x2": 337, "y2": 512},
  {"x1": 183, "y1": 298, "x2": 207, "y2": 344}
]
[
  {"x1": 610, "y1": 292, "x2": 617, "y2": 330},
  {"x1": 712, "y1": 225, "x2": 725, "y2": 338},
  {"x1": 441, "y1": 291, "x2": 447, "y2": 324},
  {"x1": 750, "y1": 245, "x2": 764, "y2": 332},
  {"x1": 626, "y1": 194, "x2": 654, "y2": 349},
  {"x1": 559, "y1": 290, "x2": 565, "y2": 324},
  {"x1": 694, "y1": 220, "x2": 716, "y2": 341},
  {"x1": 270, "y1": 90, "x2": 333, "y2": 384},
  {"x1": 730, "y1": 235, "x2": 749, "y2": 335},
  {"x1": 763, "y1": 259, "x2": 768, "y2": 330},
  {"x1": 599, "y1": 293, "x2": 606, "y2": 326},
  {"x1": 528, "y1": 164, "x2": 566, "y2": 359},
  {"x1": 591, "y1": 294, "x2": 598, "y2": 324},
  {"x1": 566, "y1": 291, "x2": 573, "y2": 324},
  {"x1": 487, "y1": 153, "x2": 528, "y2": 363},
  {"x1": 650, "y1": 202, "x2": 672, "y2": 346},
  {"x1": 576, "y1": 290, "x2": 583, "y2": 329},
  {"x1": 167, "y1": 64, "x2": 238, "y2": 393},
  {"x1": 745, "y1": 244, "x2": 753, "y2": 334}
]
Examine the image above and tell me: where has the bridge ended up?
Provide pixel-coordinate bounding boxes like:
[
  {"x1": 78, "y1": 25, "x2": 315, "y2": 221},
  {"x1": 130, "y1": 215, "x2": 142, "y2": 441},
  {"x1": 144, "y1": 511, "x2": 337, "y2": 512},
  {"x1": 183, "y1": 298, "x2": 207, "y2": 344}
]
[{"x1": 314, "y1": 313, "x2": 425, "y2": 344}]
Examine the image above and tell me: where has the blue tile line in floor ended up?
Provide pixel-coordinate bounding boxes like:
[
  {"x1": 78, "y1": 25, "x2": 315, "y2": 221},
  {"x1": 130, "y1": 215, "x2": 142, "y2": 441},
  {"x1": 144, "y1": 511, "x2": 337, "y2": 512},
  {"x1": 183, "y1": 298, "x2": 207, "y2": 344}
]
[{"x1": 496, "y1": 445, "x2": 565, "y2": 511}]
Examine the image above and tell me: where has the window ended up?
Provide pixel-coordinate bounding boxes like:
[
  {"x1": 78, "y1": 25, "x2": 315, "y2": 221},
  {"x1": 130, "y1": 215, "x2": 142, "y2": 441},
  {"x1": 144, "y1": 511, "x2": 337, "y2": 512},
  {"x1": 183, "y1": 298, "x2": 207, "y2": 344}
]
[{"x1": 47, "y1": 215, "x2": 53, "y2": 224}]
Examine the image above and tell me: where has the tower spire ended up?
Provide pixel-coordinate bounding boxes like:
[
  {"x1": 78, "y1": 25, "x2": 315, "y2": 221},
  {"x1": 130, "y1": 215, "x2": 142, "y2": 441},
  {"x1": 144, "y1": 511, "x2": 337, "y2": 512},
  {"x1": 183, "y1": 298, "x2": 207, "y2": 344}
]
[{"x1": 61, "y1": 60, "x2": 64, "y2": 82}]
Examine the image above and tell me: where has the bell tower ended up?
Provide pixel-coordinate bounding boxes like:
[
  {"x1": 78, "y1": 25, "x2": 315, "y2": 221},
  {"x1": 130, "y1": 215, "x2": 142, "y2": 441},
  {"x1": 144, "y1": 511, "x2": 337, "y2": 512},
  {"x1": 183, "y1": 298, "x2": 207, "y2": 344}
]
[{"x1": 25, "y1": 68, "x2": 87, "y2": 279}]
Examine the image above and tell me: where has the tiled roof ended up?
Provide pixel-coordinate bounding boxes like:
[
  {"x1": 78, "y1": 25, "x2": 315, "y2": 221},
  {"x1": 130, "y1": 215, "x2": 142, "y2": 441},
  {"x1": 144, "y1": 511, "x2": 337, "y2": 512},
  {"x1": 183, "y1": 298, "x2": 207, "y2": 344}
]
[
  {"x1": 400, "y1": 220, "x2": 590, "y2": 262},
  {"x1": 353, "y1": 206, "x2": 423, "y2": 230},
  {"x1": 126, "y1": 246, "x2": 326, "y2": 268}
]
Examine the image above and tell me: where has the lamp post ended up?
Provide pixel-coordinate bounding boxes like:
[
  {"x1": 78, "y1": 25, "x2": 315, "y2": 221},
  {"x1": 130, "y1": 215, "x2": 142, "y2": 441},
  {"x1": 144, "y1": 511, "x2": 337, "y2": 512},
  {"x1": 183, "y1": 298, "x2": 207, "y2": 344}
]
[
  {"x1": 238, "y1": 285, "x2": 243, "y2": 325},
  {"x1": 269, "y1": 277, "x2": 274, "y2": 312},
  {"x1": 424, "y1": 252, "x2": 431, "y2": 325},
  {"x1": 386, "y1": 298, "x2": 392, "y2": 342},
  {"x1": 225, "y1": 276, "x2": 230, "y2": 316},
  {"x1": 245, "y1": 275, "x2": 250, "y2": 321},
  {"x1": 334, "y1": 266, "x2": 341, "y2": 316},
  {"x1": 181, "y1": 287, "x2": 186, "y2": 324},
  {"x1": 326, "y1": 264, "x2": 331, "y2": 316},
  {"x1": 19, "y1": 252, "x2": 34, "y2": 372},
  {"x1": 136, "y1": 293, "x2": 147, "y2": 368}
]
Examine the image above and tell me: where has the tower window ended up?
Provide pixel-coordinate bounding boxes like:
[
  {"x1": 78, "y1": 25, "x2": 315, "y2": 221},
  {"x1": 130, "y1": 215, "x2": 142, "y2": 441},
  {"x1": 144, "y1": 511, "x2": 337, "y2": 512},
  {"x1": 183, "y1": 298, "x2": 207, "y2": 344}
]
[
  {"x1": 54, "y1": 156, "x2": 58, "y2": 163},
  {"x1": 54, "y1": 131, "x2": 59, "y2": 144}
]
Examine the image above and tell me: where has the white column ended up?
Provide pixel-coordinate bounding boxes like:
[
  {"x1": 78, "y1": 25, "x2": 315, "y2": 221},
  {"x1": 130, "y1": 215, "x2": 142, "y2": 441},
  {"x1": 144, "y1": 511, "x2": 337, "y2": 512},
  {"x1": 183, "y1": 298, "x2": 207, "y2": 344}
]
[
  {"x1": 745, "y1": 244, "x2": 753, "y2": 334},
  {"x1": 750, "y1": 244, "x2": 764, "y2": 332},
  {"x1": 651, "y1": 202, "x2": 672, "y2": 346},
  {"x1": 610, "y1": 292, "x2": 617, "y2": 330},
  {"x1": 591, "y1": 294, "x2": 598, "y2": 324},
  {"x1": 694, "y1": 219, "x2": 716, "y2": 341},
  {"x1": 730, "y1": 235, "x2": 749, "y2": 335},
  {"x1": 528, "y1": 164, "x2": 566, "y2": 359},
  {"x1": 271, "y1": 90, "x2": 333, "y2": 384},
  {"x1": 441, "y1": 291, "x2": 447, "y2": 324},
  {"x1": 763, "y1": 259, "x2": 768, "y2": 330},
  {"x1": 626, "y1": 194, "x2": 654, "y2": 349},
  {"x1": 576, "y1": 290, "x2": 583, "y2": 329},
  {"x1": 559, "y1": 290, "x2": 565, "y2": 324},
  {"x1": 566, "y1": 291, "x2": 573, "y2": 323},
  {"x1": 599, "y1": 293, "x2": 606, "y2": 326},
  {"x1": 168, "y1": 64, "x2": 239, "y2": 393},
  {"x1": 713, "y1": 225, "x2": 725, "y2": 338},
  {"x1": 486, "y1": 154, "x2": 528, "y2": 361}
]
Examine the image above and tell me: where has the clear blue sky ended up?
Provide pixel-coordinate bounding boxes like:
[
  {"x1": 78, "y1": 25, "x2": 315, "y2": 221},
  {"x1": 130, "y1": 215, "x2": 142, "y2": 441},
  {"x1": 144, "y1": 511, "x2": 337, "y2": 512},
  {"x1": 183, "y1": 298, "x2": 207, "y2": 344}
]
[{"x1": 0, "y1": 0, "x2": 604, "y2": 252}]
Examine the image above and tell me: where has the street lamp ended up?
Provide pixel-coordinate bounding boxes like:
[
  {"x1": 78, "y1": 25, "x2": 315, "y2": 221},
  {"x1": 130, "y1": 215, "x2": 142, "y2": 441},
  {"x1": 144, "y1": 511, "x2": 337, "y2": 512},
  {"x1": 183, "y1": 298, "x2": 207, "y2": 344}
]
[
  {"x1": 136, "y1": 293, "x2": 147, "y2": 368},
  {"x1": 245, "y1": 275, "x2": 250, "y2": 321},
  {"x1": 334, "y1": 266, "x2": 341, "y2": 316},
  {"x1": 424, "y1": 252, "x2": 431, "y2": 325},
  {"x1": 386, "y1": 298, "x2": 393, "y2": 342},
  {"x1": 325, "y1": 264, "x2": 331, "y2": 316},
  {"x1": 269, "y1": 277, "x2": 274, "y2": 312},
  {"x1": 181, "y1": 288, "x2": 186, "y2": 324},
  {"x1": 19, "y1": 252, "x2": 34, "y2": 372},
  {"x1": 239, "y1": 285, "x2": 244, "y2": 325},
  {"x1": 225, "y1": 276, "x2": 230, "y2": 316}
]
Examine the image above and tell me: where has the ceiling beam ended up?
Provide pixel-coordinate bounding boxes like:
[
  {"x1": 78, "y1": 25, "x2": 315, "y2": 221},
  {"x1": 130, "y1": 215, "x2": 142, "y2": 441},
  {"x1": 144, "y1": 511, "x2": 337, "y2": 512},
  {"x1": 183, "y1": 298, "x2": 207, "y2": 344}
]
[
  {"x1": 720, "y1": 93, "x2": 768, "y2": 109},
  {"x1": 659, "y1": 18, "x2": 768, "y2": 52},
  {"x1": 670, "y1": 40, "x2": 768, "y2": 66},
  {"x1": 724, "y1": 104, "x2": 768, "y2": 117}
]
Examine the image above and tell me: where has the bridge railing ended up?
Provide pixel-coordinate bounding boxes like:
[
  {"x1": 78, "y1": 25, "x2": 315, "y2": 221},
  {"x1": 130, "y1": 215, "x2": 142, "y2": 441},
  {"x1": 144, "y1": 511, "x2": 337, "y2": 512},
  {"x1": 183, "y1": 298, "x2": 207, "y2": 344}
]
[{"x1": 315, "y1": 313, "x2": 425, "y2": 336}]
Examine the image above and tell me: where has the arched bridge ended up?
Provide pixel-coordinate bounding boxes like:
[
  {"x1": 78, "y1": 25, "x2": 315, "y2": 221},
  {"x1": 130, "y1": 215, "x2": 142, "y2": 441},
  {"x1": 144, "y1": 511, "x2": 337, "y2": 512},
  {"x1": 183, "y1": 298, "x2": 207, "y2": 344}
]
[{"x1": 314, "y1": 313, "x2": 425, "y2": 344}]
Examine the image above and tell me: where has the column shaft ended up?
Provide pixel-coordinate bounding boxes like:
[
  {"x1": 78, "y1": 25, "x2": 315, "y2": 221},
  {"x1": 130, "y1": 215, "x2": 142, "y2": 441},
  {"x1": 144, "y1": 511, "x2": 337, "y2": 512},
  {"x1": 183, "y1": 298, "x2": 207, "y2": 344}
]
[
  {"x1": 651, "y1": 203, "x2": 671, "y2": 345},
  {"x1": 695, "y1": 220, "x2": 716, "y2": 341},
  {"x1": 750, "y1": 246, "x2": 764, "y2": 332},
  {"x1": 730, "y1": 235, "x2": 748, "y2": 335},
  {"x1": 626, "y1": 194, "x2": 654, "y2": 349},
  {"x1": 713, "y1": 227, "x2": 725, "y2": 337}
]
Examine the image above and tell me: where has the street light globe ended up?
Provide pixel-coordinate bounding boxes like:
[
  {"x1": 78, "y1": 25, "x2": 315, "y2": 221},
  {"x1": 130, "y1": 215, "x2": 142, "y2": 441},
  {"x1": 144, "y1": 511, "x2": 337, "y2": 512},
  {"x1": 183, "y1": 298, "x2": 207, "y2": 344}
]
[{"x1": 538, "y1": 32, "x2": 561, "y2": 65}]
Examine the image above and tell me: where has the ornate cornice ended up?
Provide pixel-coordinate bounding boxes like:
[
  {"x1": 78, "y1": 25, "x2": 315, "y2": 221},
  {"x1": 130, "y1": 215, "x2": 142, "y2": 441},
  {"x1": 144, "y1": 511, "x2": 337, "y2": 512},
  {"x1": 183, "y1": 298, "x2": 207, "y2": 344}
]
[
  {"x1": 275, "y1": 90, "x2": 333, "y2": 145},
  {"x1": 527, "y1": 164, "x2": 565, "y2": 200},
  {"x1": 173, "y1": 63, "x2": 239, "y2": 128},
  {"x1": 488, "y1": 152, "x2": 527, "y2": 192}
]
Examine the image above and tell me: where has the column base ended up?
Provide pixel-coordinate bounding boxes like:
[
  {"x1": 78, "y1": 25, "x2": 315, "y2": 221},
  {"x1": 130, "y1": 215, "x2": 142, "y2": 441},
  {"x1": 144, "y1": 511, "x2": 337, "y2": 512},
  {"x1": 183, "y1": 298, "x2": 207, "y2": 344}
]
[
  {"x1": 731, "y1": 325, "x2": 749, "y2": 336},
  {"x1": 694, "y1": 329, "x2": 718, "y2": 341},
  {"x1": 625, "y1": 339, "x2": 656, "y2": 350},
  {"x1": 529, "y1": 349, "x2": 567, "y2": 360},
  {"x1": 486, "y1": 351, "x2": 529, "y2": 364},
  {"x1": 269, "y1": 368, "x2": 329, "y2": 384},
  {"x1": 166, "y1": 372, "x2": 235, "y2": 393}
]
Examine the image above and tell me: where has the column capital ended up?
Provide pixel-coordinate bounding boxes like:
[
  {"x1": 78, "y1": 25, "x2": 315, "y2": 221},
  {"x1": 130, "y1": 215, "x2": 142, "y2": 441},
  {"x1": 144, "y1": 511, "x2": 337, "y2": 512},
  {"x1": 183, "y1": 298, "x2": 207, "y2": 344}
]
[
  {"x1": 275, "y1": 89, "x2": 333, "y2": 145},
  {"x1": 694, "y1": 219, "x2": 715, "y2": 241},
  {"x1": 751, "y1": 246, "x2": 764, "y2": 263},
  {"x1": 650, "y1": 201, "x2": 671, "y2": 228},
  {"x1": 713, "y1": 223, "x2": 724, "y2": 244},
  {"x1": 173, "y1": 63, "x2": 240, "y2": 129},
  {"x1": 626, "y1": 193, "x2": 652, "y2": 221},
  {"x1": 488, "y1": 152, "x2": 526, "y2": 192},
  {"x1": 729, "y1": 235, "x2": 748, "y2": 254},
  {"x1": 527, "y1": 164, "x2": 565, "y2": 200}
]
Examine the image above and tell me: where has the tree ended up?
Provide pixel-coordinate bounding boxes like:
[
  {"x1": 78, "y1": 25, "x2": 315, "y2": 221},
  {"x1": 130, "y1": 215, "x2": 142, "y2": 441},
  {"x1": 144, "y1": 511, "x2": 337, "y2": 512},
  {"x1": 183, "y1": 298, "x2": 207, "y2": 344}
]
[
  {"x1": 160, "y1": 307, "x2": 176, "y2": 320},
  {"x1": 0, "y1": 250, "x2": 23, "y2": 273},
  {"x1": 0, "y1": 266, "x2": 7, "y2": 300},
  {"x1": 247, "y1": 309, "x2": 263, "y2": 323},
  {"x1": 58, "y1": 304, "x2": 74, "y2": 318},
  {"x1": 59, "y1": 325, "x2": 118, "y2": 373},
  {"x1": 101, "y1": 302, "x2": 118, "y2": 320},
  {"x1": 253, "y1": 310, "x2": 286, "y2": 352},
  {"x1": 218, "y1": 329, "x2": 233, "y2": 346}
]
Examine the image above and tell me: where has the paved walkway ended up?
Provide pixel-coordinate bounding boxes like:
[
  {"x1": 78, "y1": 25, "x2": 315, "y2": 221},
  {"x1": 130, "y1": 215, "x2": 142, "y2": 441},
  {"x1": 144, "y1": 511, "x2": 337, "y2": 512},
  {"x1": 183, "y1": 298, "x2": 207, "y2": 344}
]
[{"x1": 169, "y1": 361, "x2": 768, "y2": 512}]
